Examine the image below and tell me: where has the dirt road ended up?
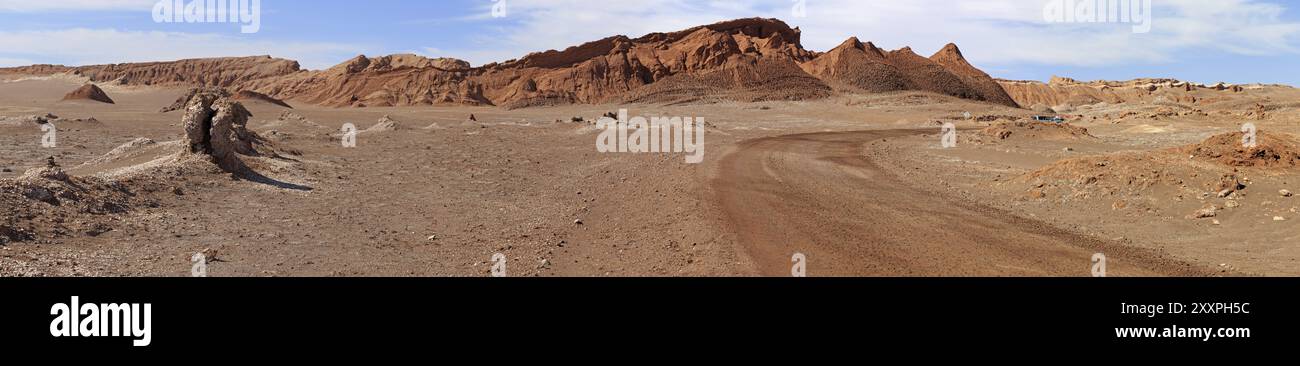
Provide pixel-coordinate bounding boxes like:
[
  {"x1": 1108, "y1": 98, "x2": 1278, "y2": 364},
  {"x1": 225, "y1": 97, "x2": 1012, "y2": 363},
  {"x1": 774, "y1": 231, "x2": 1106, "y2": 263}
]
[{"x1": 713, "y1": 130, "x2": 1212, "y2": 277}]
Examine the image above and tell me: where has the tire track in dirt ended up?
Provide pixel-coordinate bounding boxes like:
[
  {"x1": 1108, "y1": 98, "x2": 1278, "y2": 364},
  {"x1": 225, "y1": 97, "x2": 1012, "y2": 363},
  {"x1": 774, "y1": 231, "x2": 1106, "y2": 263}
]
[{"x1": 713, "y1": 130, "x2": 1214, "y2": 277}]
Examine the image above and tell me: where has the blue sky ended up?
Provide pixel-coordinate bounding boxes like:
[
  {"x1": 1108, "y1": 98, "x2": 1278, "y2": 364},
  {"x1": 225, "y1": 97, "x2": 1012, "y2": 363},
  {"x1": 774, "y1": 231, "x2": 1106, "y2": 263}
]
[{"x1": 1, "y1": 0, "x2": 1298, "y2": 85}]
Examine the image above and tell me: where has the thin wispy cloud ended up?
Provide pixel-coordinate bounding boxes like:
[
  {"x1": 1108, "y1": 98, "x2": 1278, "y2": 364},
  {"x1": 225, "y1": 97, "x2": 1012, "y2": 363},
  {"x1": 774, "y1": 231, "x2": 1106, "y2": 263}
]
[{"x1": 0, "y1": 0, "x2": 155, "y2": 12}]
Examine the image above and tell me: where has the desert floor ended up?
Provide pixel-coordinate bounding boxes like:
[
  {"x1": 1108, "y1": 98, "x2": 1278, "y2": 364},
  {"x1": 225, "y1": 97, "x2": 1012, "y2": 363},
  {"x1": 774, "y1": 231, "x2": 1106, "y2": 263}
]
[{"x1": 3, "y1": 76, "x2": 1298, "y2": 277}]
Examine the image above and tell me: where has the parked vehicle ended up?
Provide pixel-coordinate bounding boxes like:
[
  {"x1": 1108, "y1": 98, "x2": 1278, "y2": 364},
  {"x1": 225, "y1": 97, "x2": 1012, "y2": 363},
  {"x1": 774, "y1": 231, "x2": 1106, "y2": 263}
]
[{"x1": 1032, "y1": 115, "x2": 1066, "y2": 123}]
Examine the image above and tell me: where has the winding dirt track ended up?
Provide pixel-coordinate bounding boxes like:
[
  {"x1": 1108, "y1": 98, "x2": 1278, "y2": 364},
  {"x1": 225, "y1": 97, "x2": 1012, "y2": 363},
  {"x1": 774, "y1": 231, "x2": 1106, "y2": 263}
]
[{"x1": 714, "y1": 130, "x2": 1210, "y2": 277}]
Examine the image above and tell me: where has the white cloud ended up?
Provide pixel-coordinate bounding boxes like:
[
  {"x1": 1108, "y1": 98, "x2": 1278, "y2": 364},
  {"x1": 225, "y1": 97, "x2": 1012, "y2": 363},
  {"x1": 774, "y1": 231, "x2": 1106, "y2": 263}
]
[
  {"x1": 0, "y1": 0, "x2": 156, "y2": 12},
  {"x1": 0, "y1": 28, "x2": 361, "y2": 70},
  {"x1": 4, "y1": 0, "x2": 1298, "y2": 74}
]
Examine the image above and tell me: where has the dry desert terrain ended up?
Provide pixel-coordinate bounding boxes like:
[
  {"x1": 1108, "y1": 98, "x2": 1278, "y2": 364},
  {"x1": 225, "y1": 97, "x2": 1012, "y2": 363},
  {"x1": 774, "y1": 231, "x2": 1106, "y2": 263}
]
[{"x1": 3, "y1": 18, "x2": 1299, "y2": 277}]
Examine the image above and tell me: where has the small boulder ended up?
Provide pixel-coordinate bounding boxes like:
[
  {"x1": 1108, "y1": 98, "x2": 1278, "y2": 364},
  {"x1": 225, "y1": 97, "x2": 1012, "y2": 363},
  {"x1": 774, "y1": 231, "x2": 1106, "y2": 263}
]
[
  {"x1": 21, "y1": 186, "x2": 55, "y2": 204},
  {"x1": 1187, "y1": 205, "x2": 1219, "y2": 219}
]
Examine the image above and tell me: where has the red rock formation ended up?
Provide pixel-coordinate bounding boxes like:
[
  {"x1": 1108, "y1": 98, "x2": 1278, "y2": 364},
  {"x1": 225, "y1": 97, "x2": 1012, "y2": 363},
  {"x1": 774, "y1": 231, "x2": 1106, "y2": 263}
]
[
  {"x1": 997, "y1": 77, "x2": 1256, "y2": 108},
  {"x1": 3, "y1": 18, "x2": 1021, "y2": 109},
  {"x1": 929, "y1": 43, "x2": 1019, "y2": 107}
]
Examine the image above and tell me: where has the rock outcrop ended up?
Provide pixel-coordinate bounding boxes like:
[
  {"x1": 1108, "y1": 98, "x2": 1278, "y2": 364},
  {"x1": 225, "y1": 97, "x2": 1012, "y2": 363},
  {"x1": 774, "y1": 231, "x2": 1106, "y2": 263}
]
[
  {"x1": 179, "y1": 90, "x2": 264, "y2": 173},
  {"x1": 61, "y1": 84, "x2": 115, "y2": 104},
  {"x1": 801, "y1": 40, "x2": 1017, "y2": 106},
  {"x1": 930, "y1": 44, "x2": 1019, "y2": 107},
  {"x1": 3, "y1": 18, "x2": 1021, "y2": 108},
  {"x1": 997, "y1": 77, "x2": 1253, "y2": 109}
]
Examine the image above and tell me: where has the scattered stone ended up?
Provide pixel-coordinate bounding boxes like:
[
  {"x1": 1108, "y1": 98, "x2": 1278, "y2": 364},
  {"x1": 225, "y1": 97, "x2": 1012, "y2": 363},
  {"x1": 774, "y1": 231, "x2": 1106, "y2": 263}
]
[
  {"x1": 1275, "y1": 216, "x2": 1287, "y2": 221},
  {"x1": 85, "y1": 223, "x2": 112, "y2": 237},
  {"x1": 1216, "y1": 174, "x2": 1244, "y2": 197},
  {"x1": 1281, "y1": 190, "x2": 1294, "y2": 197},
  {"x1": 1187, "y1": 205, "x2": 1219, "y2": 219},
  {"x1": 1224, "y1": 200, "x2": 1241, "y2": 209},
  {"x1": 1027, "y1": 189, "x2": 1046, "y2": 200},
  {"x1": 199, "y1": 248, "x2": 220, "y2": 262},
  {"x1": 21, "y1": 186, "x2": 56, "y2": 204},
  {"x1": 573, "y1": 219, "x2": 583, "y2": 225}
]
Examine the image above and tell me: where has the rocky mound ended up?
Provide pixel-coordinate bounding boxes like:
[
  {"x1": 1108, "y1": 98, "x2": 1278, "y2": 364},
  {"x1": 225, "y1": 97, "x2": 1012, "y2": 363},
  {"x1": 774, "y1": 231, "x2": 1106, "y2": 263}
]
[
  {"x1": 70, "y1": 56, "x2": 301, "y2": 88},
  {"x1": 977, "y1": 121, "x2": 1096, "y2": 142},
  {"x1": 1014, "y1": 130, "x2": 1300, "y2": 215},
  {"x1": 799, "y1": 40, "x2": 1017, "y2": 106},
  {"x1": 364, "y1": 115, "x2": 402, "y2": 132},
  {"x1": 61, "y1": 84, "x2": 114, "y2": 104},
  {"x1": 997, "y1": 76, "x2": 1255, "y2": 110},
  {"x1": 1012, "y1": 150, "x2": 1241, "y2": 218},
  {"x1": 929, "y1": 44, "x2": 1019, "y2": 107},
  {"x1": 329, "y1": 53, "x2": 471, "y2": 72},
  {"x1": 801, "y1": 38, "x2": 903, "y2": 92},
  {"x1": 0, "y1": 165, "x2": 150, "y2": 245},
  {"x1": 265, "y1": 111, "x2": 323, "y2": 129},
  {"x1": 1184, "y1": 131, "x2": 1300, "y2": 168},
  {"x1": 2, "y1": 18, "x2": 1018, "y2": 109}
]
